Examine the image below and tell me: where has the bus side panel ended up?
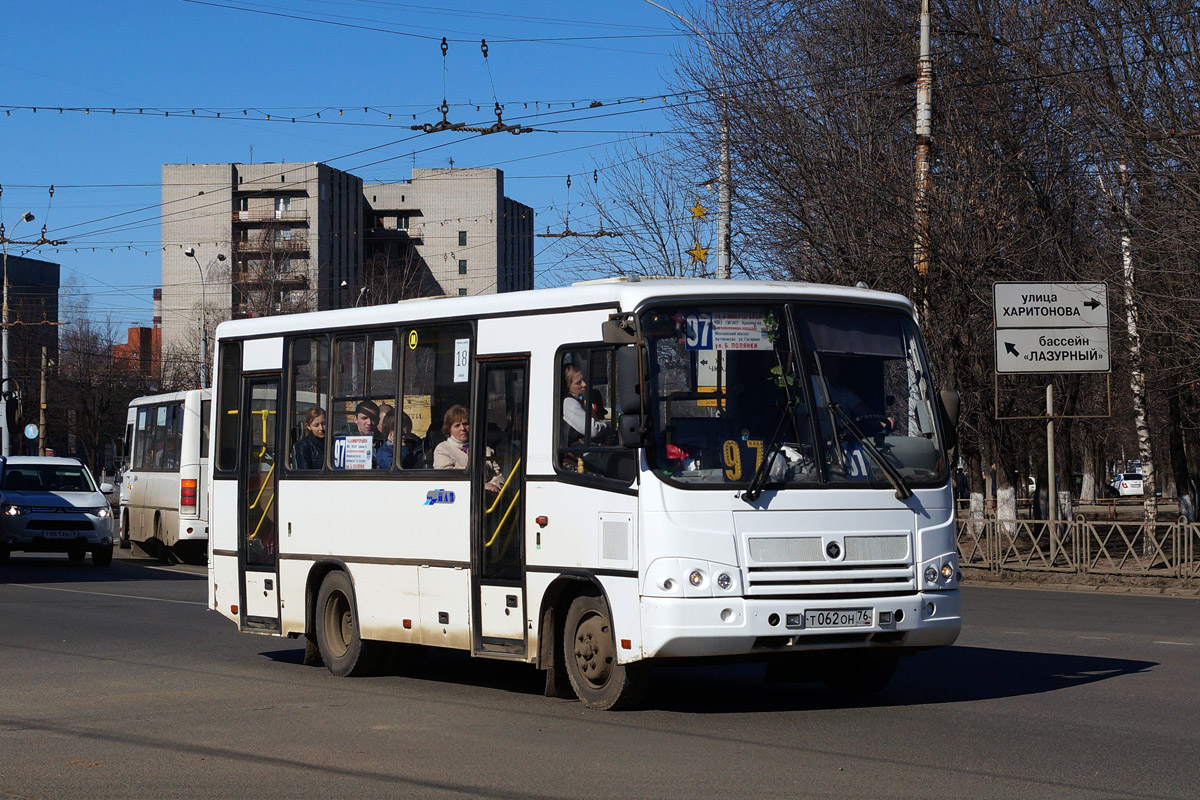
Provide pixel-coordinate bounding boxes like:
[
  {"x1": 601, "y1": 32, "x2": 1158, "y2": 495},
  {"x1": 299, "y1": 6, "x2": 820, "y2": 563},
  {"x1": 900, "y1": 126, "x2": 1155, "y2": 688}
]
[
  {"x1": 417, "y1": 567, "x2": 471, "y2": 650},
  {"x1": 210, "y1": 551, "x2": 241, "y2": 625},
  {"x1": 347, "y1": 563, "x2": 423, "y2": 644},
  {"x1": 279, "y1": 558, "x2": 310, "y2": 636},
  {"x1": 280, "y1": 479, "x2": 471, "y2": 564}
]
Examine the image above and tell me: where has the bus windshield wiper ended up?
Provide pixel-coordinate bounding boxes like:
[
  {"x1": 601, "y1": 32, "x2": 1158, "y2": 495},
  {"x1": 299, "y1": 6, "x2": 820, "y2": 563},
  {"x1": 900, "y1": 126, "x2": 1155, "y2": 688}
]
[
  {"x1": 829, "y1": 403, "x2": 912, "y2": 500},
  {"x1": 740, "y1": 397, "x2": 800, "y2": 503}
]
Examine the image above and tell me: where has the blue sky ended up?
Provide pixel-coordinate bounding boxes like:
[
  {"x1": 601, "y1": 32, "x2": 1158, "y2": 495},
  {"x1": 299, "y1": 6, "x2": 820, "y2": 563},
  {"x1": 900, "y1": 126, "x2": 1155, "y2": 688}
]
[{"x1": 0, "y1": 0, "x2": 699, "y2": 329}]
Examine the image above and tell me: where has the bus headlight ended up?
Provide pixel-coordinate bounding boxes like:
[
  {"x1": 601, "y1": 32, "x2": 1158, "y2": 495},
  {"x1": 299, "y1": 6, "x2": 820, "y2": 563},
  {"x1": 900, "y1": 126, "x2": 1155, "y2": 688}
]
[
  {"x1": 924, "y1": 566, "x2": 939, "y2": 584},
  {"x1": 940, "y1": 564, "x2": 954, "y2": 580},
  {"x1": 689, "y1": 570, "x2": 705, "y2": 587},
  {"x1": 716, "y1": 573, "x2": 732, "y2": 591}
]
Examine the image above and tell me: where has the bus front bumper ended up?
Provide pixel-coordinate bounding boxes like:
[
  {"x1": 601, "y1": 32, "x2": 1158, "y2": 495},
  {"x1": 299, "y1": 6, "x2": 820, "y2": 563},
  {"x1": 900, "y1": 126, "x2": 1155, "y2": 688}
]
[{"x1": 639, "y1": 590, "x2": 960, "y2": 659}]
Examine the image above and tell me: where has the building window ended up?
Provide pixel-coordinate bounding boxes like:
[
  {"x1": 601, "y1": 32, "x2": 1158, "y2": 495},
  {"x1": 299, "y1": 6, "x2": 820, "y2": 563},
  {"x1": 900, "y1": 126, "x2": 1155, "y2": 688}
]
[
  {"x1": 458, "y1": 259, "x2": 467, "y2": 275},
  {"x1": 458, "y1": 288, "x2": 467, "y2": 296},
  {"x1": 458, "y1": 230, "x2": 467, "y2": 247},
  {"x1": 274, "y1": 196, "x2": 291, "y2": 217}
]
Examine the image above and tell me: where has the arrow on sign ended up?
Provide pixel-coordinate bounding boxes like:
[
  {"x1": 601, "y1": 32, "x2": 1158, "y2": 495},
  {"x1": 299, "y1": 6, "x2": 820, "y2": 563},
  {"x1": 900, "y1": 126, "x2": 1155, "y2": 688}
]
[
  {"x1": 1084, "y1": 298, "x2": 1101, "y2": 310},
  {"x1": 1005, "y1": 342, "x2": 1020, "y2": 357}
]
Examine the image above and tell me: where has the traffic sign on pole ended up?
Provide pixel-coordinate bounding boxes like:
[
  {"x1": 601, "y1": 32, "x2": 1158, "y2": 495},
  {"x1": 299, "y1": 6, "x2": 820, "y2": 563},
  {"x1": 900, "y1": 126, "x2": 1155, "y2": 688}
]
[
  {"x1": 993, "y1": 282, "x2": 1107, "y2": 329},
  {"x1": 994, "y1": 327, "x2": 1111, "y2": 373},
  {"x1": 992, "y1": 281, "x2": 1110, "y2": 374}
]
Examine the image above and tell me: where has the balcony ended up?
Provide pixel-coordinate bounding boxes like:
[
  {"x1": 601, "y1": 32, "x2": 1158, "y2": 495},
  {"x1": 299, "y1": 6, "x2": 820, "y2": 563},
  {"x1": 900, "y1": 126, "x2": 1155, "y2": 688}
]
[
  {"x1": 232, "y1": 270, "x2": 310, "y2": 289},
  {"x1": 232, "y1": 209, "x2": 309, "y2": 223},
  {"x1": 234, "y1": 237, "x2": 309, "y2": 253}
]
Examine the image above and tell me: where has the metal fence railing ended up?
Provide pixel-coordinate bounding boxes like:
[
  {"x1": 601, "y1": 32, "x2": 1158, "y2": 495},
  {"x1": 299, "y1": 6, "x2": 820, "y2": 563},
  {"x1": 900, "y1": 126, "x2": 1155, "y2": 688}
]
[{"x1": 956, "y1": 516, "x2": 1199, "y2": 578}]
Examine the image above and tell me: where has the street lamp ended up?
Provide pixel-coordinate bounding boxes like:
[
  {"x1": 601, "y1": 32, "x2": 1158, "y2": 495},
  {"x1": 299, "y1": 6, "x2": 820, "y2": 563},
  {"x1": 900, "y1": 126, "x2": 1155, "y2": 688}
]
[
  {"x1": 185, "y1": 247, "x2": 226, "y2": 389},
  {"x1": 643, "y1": 0, "x2": 731, "y2": 279},
  {"x1": 1, "y1": 211, "x2": 35, "y2": 456}
]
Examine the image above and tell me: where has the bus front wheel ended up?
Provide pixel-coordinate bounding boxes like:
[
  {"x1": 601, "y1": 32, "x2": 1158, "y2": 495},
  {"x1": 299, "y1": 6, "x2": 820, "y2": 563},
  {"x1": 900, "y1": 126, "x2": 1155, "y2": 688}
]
[
  {"x1": 315, "y1": 571, "x2": 379, "y2": 677},
  {"x1": 563, "y1": 594, "x2": 647, "y2": 711}
]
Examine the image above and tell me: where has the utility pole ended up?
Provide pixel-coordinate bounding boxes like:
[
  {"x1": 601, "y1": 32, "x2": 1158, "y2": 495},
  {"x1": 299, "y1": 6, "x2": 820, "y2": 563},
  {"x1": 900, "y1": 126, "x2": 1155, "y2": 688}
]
[
  {"x1": 39, "y1": 346, "x2": 47, "y2": 456},
  {"x1": 913, "y1": 0, "x2": 933, "y2": 325}
]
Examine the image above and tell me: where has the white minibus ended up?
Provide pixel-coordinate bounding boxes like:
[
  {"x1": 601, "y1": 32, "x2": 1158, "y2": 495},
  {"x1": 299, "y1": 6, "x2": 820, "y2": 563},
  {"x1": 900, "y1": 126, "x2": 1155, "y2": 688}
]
[
  {"x1": 120, "y1": 389, "x2": 210, "y2": 563},
  {"x1": 208, "y1": 279, "x2": 961, "y2": 709}
]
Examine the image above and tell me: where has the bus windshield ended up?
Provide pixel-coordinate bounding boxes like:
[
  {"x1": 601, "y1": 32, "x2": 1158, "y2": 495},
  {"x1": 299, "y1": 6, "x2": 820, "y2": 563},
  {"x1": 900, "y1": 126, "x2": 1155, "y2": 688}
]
[{"x1": 643, "y1": 302, "x2": 946, "y2": 490}]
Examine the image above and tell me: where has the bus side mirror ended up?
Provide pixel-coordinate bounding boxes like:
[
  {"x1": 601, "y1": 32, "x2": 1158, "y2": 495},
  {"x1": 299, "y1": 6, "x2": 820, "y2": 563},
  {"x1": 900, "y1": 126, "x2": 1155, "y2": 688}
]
[
  {"x1": 618, "y1": 414, "x2": 645, "y2": 448},
  {"x1": 938, "y1": 388, "x2": 959, "y2": 451},
  {"x1": 616, "y1": 346, "x2": 646, "y2": 415}
]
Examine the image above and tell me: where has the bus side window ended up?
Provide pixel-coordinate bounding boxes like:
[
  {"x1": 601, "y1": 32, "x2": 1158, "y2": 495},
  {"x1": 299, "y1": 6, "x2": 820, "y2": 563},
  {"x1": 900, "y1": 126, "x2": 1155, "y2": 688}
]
[
  {"x1": 556, "y1": 346, "x2": 634, "y2": 483},
  {"x1": 402, "y1": 325, "x2": 471, "y2": 470},
  {"x1": 215, "y1": 341, "x2": 242, "y2": 473},
  {"x1": 288, "y1": 335, "x2": 329, "y2": 471}
]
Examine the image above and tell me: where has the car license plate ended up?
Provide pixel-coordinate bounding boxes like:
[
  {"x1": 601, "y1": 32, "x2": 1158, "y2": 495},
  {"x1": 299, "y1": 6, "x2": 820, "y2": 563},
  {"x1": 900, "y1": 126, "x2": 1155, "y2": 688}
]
[
  {"x1": 805, "y1": 608, "x2": 873, "y2": 628},
  {"x1": 41, "y1": 531, "x2": 77, "y2": 539}
]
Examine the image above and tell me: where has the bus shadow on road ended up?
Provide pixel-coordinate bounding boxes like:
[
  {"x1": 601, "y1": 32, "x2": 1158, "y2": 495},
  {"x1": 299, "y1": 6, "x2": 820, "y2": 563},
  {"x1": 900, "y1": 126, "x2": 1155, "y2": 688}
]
[
  {"x1": 262, "y1": 644, "x2": 548, "y2": 697},
  {"x1": 645, "y1": 646, "x2": 1156, "y2": 713},
  {"x1": 0, "y1": 553, "x2": 206, "y2": 585},
  {"x1": 259, "y1": 644, "x2": 1154, "y2": 713}
]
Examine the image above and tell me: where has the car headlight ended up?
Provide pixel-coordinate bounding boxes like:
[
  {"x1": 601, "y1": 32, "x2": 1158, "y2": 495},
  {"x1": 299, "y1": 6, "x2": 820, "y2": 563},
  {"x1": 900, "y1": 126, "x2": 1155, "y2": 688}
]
[
  {"x1": 3, "y1": 504, "x2": 24, "y2": 516},
  {"x1": 91, "y1": 506, "x2": 111, "y2": 518}
]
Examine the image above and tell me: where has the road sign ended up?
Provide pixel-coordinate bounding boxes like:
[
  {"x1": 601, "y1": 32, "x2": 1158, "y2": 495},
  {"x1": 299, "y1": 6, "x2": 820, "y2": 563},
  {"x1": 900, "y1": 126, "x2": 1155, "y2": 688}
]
[
  {"x1": 993, "y1": 282, "x2": 1107, "y2": 329},
  {"x1": 994, "y1": 327, "x2": 1111, "y2": 373}
]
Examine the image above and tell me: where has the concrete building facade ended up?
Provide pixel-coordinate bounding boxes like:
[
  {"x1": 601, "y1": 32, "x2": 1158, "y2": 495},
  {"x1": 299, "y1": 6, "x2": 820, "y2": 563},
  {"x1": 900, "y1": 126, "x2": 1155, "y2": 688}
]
[
  {"x1": 364, "y1": 168, "x2": 534, "y2": 298},
  {"x1": 160, "y1": 162, "x2": 363, "y2": 356},
  {"x1": 160, "y1": 162, "x2": 533, "y2": 365}
]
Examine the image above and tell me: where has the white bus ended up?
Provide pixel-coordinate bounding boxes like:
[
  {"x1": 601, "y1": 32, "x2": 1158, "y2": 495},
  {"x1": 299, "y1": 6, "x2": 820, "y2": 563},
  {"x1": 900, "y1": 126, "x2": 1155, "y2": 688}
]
[
  {"x1": 207, "y1": 279, "x2": 961, "y2": 709},
  {"x1": 120, "y1": 389, "x2": 211, "y2": 564}
]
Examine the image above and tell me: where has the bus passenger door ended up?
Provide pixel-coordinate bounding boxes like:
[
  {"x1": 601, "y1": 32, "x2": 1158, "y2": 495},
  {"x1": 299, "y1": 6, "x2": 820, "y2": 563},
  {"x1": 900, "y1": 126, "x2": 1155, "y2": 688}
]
[
  {"x1": 239, "y1": 376, "x2": 281, "y2": 632},
  {"x1": 472, "y1": 358, "x2": 528, "y2": 657}
]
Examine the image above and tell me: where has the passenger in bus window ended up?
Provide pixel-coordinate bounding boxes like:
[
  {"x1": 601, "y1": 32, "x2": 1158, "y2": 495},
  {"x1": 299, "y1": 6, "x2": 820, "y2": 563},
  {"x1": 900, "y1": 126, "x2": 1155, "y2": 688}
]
[
  {"x1": 293, "y1": 407, "x2": 326, "y2": 470},
  {"x1": 346, "y1": 400, "x2": 379, "y2": 436},
  {"x1": 434, "y1": 405, "x2": 503, "y2": 490},
  {"x1": 398, "y1": 411, "x2": 421, "y2": 468},
  {"x1": 433, "y1": 405, "x2": 470, "y2": 470},
  {"x1": 376, "y1": 411, "x2": 396, "y2": 470},
  {"x1": 562, "y1": 364, "x2": 610, "y2": 443}
]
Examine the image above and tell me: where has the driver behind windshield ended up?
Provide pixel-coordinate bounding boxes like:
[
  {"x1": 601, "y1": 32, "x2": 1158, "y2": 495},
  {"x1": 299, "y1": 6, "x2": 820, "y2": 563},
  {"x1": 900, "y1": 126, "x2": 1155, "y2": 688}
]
[{"x1": 814, "y1": 354, "x2": 894, "y2": 435}]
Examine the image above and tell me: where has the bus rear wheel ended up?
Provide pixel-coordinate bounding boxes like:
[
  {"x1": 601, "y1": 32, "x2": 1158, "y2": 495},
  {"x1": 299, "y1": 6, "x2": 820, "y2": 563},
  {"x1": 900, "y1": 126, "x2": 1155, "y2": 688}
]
[
  {"x1": 315, "y1": 571, "x2": 379, "y2": 677},
  {"x1": 563, "y1": 594, "x2": 647, "y2": 710}
]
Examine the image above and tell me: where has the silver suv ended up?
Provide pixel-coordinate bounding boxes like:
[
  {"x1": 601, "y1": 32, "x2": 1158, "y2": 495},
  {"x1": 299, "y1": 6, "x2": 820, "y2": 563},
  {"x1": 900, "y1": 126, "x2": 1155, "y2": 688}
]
[{"x1": 0, "y1": 456, "x2": 117, "y2": 567}]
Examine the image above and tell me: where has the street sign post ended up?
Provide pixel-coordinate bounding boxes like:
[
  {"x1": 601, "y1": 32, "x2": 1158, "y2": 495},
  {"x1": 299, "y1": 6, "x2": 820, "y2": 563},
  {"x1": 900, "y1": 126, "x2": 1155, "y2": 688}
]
[
  {"x1": 993, "y1": 328, "x2": 1110, "y2": 373},
  {"x1": 993, "y1": 282, "x2": 1111, "y2": 374},
  {"x1": 993, "y1": 281, "x2": 1112, "y2": 539},
  {"x1": 993, "y1": 282, "x2": 1108, "y2": 329}
]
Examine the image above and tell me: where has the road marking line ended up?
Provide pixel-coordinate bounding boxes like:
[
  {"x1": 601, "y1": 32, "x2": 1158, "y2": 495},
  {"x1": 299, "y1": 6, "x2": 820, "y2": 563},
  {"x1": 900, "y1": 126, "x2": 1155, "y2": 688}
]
[
  {"x1": 1153, "y1": 641, "x2": 1194, "y2": 646},
  {"x1": 1004, "y1": 631, "x2": 1030, "y2": 634},
  {"x1": 9, "y1": 583, "x2": 204, "y2": 606},
  {"x1": 1078, "y1": 636, "x2": 1110, "y2": 640}
]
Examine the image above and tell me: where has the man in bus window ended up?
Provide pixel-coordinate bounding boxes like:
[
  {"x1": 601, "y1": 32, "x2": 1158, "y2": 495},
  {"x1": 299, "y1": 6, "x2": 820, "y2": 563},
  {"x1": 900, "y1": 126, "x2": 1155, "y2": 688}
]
[{"x1": 346, "y1": 401, "x2": 379, "y2": 436}]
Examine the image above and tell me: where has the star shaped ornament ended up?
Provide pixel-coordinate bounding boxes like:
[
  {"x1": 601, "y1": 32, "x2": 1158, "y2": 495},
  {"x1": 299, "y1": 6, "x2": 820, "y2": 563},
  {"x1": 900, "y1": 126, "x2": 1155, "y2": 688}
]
[
  {"x1": 689, "y1": 201, "x2": 708, "y2": 220},
  {"x1": 687, "y1": 241, "x2": 710, "y2": 264}
]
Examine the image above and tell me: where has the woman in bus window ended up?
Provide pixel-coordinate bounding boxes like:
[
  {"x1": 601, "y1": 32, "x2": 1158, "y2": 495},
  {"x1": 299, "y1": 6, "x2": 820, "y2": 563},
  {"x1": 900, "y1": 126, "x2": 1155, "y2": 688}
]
[
  {"x1": 292, "y1": 407, "x2": 326, "y2": 470},
  {"x1": 562, "y1": 363, "x2": 610, "y2": 443},
  {"x1": 433, "y1": 405, "x2": 502, "y2": 490}
]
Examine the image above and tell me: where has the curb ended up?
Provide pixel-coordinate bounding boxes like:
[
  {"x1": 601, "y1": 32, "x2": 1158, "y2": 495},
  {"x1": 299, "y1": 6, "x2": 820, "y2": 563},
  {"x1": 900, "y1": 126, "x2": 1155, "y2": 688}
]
[{"x1": 963, "y1": 577, "x2": 1200, "y2": 598}]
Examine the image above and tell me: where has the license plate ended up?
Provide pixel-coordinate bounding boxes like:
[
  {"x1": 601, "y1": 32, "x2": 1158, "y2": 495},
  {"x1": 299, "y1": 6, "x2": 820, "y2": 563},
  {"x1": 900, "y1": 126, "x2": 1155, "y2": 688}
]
[
  {"x1": 805, "y1": 608, "x2": 873, "y2": 628},
  {"x1": 41, "y1": 531, "x2": 78, "y2": 539}
]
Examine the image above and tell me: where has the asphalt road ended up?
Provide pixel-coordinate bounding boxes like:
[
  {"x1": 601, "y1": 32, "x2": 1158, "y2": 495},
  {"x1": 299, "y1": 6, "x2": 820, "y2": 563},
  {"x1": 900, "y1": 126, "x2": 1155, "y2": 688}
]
[{"x1": 1, "y1": 549, "x2": 1197, "y2": 799}]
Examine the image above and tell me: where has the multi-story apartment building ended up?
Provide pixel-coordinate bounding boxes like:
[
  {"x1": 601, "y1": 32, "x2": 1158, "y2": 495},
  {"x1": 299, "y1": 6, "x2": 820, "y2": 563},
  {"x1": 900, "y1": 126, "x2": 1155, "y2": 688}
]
[
  {"x1": 160, "y1": 163, "x2": 533, "y2": 359},
  {"x1": 364, "y1": 168, "x2": 534, "y2": 298},
  {"x1": 160, "y1": 162, "x2": 363, "y2": 356}
]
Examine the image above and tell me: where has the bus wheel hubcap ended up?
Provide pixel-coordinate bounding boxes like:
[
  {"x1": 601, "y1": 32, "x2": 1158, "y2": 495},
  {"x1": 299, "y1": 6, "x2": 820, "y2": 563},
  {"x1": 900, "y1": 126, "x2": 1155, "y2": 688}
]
[{"x1": 573, "y1": 612, "x2": 613, "y2": 688}]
